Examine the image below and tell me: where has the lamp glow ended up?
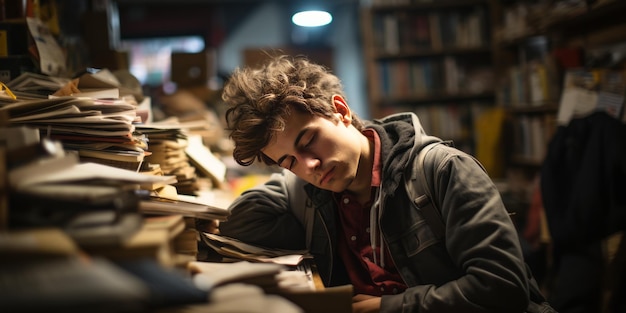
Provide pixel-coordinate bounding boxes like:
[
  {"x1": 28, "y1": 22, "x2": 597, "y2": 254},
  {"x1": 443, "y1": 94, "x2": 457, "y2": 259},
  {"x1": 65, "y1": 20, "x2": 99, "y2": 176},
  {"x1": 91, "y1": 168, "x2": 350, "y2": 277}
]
[{"x1": 292, "y1": 10, "x2": 332, "y2": 27}]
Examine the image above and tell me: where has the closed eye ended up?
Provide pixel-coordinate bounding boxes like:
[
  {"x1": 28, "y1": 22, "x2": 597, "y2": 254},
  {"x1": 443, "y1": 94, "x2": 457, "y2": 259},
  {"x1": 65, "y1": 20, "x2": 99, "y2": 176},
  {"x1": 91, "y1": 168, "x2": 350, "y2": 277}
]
[
  {"x1": 301, "y1": 132, "x2": 315, "y2": 150},
  {"x1": 304, "y1": 134, "x2": 315, "y2": 148},
  {"x1": 279, "y1": 156, "x2": 296, "y2": 170}
]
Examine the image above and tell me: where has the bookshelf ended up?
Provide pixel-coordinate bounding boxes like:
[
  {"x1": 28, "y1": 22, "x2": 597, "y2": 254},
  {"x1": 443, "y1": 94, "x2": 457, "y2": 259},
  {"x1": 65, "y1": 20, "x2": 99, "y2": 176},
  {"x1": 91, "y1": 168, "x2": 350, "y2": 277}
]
[
  {"x1": 492, "y1": 2, "x2": 626, "y2": 310},
  {"x1": 360, "y1": 0, "x2": 497, "y2": 162},
  {"x1": 492, "y1": 0, "x2": 626, "y2": 172}
]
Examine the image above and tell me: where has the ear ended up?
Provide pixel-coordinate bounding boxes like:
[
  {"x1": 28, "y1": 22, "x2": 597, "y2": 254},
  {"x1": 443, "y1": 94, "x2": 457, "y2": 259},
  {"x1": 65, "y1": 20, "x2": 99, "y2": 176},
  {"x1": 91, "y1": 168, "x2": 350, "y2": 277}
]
[{"x1": 331, "y1": 94, "x2": 352, "y2": 125}]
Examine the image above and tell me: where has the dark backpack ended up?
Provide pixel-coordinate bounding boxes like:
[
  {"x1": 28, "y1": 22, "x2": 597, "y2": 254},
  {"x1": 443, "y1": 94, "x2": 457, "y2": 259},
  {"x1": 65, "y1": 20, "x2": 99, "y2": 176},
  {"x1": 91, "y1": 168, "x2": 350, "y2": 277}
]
[{"x1": 404, "y1": 142, "x2": 557, "y2": 313}]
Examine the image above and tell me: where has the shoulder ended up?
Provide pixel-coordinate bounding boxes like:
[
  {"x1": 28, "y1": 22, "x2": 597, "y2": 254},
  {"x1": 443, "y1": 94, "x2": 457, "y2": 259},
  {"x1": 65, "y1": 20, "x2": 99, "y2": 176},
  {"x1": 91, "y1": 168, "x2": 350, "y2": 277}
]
[{"x1": 419, "y1": 142, "x2": 488, "y2": 182}]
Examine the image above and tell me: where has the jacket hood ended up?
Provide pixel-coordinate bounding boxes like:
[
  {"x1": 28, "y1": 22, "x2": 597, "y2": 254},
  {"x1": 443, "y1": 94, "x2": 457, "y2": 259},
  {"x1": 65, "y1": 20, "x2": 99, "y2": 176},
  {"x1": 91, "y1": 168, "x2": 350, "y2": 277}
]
[{"x1": 365, "y1": 112, "x2": 442, "y2": 196}]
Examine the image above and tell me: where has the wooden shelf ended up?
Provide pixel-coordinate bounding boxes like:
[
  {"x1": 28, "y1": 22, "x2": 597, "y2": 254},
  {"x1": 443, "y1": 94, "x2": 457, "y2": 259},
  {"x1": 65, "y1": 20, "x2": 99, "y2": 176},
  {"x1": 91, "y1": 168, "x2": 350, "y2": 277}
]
[
  {"x1": 495, "y1": 0, "x2": 626, "y2": 47},
  {"x1": 361, "y1": 0, "x2": 499, "y2": 174},
  {"x1": 494, "y1": 0, "x2": 626, "y2": 177},
  {"x1": 506, "y1": 103, "x2": 559, "y2": 114},
  {"x1": 376, "y1": 90, "x2": 495, "y2": 106}
]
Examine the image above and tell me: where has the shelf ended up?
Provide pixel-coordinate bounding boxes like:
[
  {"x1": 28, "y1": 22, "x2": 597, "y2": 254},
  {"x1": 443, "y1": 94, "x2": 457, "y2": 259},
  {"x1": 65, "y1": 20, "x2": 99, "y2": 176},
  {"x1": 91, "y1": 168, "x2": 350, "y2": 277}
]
[
  {"x1": 493, "y1": 0, "x2": 626, "y2": 176},
  {"x1": 376, "y1": 91, "x2": 495, "y2": 106},
  {"x1": 548, "y1": 0, "x2": 626, "y2": 32},
  {"x1": 371, "y1": 0, "x2": 489, "y2": 12},
  {"x1": 495, "y1": 0, "x2": 626, "y2": 47},
  {"x1": 374, "y1": 46, "x2": 491, "y2": 59},
  {"x1": 506, "y1": 103, "x2": 559, "y2": 114},
  {"x1": 361, "y1": 0, "x2": 499, "y2": 174}
]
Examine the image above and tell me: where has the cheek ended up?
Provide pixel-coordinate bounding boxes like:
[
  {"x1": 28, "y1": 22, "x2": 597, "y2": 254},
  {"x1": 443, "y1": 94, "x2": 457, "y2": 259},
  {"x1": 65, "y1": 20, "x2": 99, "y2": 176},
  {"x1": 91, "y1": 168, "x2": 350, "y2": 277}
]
[{"x1": 316, "y1": 139, "x2": 341, "y2": 159}]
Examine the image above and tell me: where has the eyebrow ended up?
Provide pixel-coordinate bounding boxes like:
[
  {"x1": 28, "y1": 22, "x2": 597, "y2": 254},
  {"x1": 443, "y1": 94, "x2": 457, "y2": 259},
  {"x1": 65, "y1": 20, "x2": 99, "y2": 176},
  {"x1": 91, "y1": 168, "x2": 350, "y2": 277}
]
[{"x1": 276, "y1": 127, "x2": 308, "y2": 166}]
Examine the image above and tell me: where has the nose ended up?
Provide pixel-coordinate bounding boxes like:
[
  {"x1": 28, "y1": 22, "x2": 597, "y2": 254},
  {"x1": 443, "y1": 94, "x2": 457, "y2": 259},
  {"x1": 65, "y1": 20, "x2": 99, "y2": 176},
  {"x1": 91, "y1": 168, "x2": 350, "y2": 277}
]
[{"x1": 296, "y1": 152, "x2": 320, "y2": 174}]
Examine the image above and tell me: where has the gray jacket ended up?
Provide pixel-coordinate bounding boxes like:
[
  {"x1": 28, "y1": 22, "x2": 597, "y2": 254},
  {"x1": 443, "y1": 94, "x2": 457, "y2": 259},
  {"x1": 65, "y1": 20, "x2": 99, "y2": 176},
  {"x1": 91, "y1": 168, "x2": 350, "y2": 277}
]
[{"x1": 220, "y1": 112, "x2": 533, "y2": 312}]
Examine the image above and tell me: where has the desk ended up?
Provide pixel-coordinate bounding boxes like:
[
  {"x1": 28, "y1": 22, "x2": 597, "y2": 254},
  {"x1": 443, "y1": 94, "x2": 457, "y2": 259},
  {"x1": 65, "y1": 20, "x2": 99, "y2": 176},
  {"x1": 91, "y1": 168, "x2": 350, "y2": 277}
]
[
  {"x1": 271, "y1": 259, "x2": 353, "y2": 313},
  {"x1": 190, "y1": 252, "x2": 352, "y2": 313}
]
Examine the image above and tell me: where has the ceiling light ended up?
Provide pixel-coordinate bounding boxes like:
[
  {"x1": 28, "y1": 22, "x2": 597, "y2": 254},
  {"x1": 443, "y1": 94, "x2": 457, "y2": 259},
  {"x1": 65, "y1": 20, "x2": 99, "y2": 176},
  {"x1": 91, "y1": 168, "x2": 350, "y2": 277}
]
[{"x1": 291, "y1": 10, "x2": 332, "y2": 27}]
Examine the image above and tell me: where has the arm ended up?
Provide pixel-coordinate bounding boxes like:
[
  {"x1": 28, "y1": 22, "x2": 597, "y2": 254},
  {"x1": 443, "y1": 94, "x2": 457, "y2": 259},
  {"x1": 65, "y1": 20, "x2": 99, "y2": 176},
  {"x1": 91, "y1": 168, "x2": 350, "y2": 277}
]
[
  {"x1": 383, "y1": 147, "x2": 530, "y2": 312},
  {"x1": 353, "y1": 294, "x2": 381, "y2": 313},
  {"x1": 219, "y1": 170, "x2": 307, "y2": 250}
]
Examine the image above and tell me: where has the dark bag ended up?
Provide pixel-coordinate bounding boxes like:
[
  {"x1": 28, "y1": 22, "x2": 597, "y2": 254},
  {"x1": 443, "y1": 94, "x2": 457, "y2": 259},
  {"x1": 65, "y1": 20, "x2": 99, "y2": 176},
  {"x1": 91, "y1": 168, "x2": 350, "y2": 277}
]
[{"x1": 405, "y1": 142, "x2": 558, "y2": 313}]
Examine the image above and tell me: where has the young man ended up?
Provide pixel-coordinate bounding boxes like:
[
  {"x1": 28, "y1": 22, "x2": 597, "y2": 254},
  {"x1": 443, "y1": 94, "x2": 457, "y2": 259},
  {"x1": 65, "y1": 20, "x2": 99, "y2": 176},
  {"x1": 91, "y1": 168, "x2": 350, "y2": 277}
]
[{"x1": 218, "y1": 55, "x2": 554, "y2": 313}]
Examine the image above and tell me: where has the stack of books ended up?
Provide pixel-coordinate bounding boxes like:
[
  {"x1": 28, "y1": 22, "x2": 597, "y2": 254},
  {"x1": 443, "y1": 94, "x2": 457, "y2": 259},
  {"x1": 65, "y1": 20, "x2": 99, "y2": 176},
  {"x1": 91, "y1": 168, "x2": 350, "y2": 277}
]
[
  {"x1": 0, "y1": 228, "x2": 210, "y2": 312},
  {"x1": 136, "y1": 123, "x2": 200, "y2": 195},
  {"x1": 5, "y1": 72, "x2": 71, "y2": 100},
  {"x1": 0, "y1": 96, "x2": 149, "y2": 172}
]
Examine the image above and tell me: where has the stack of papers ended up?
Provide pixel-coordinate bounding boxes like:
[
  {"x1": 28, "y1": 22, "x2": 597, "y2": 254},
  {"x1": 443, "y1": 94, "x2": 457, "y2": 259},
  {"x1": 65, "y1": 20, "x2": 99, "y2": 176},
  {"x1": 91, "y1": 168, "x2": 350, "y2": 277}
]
[
  {"x1": 0, "y1": 97, "x2": 136, "y2": 137},
  {"x1": 8, "y1": 153, "x2": 176, "y2": 192},
  {"x1": 139, "y1": 194, "x2": 230, "y2": 222},
  {"x1": 0, "y1": 96, "x2": 149, "y2": 170},
  {"x1": 6, "y1": 72, "x2": 70, "y2": 100},
  {"x1": 135, "y1": 123, "x2": 200, "y2": 194},
  {"x1": 201, "y1": 233, "x2": 311, "y2": 266}
]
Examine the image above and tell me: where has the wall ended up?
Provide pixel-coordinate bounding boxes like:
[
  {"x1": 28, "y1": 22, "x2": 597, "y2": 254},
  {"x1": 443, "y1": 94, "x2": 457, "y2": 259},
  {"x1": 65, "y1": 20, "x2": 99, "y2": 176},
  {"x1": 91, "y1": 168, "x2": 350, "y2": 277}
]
[{"x1": 216, "y1": 1, "x2": 369, "y2": 119}]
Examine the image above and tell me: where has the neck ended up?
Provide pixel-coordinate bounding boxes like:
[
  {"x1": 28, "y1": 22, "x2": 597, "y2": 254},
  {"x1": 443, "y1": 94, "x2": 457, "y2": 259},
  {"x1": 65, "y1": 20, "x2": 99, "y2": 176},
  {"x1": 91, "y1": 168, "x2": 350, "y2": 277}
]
[{"x1": 347, "y1": 133, "x2": 375, "y2": 203}]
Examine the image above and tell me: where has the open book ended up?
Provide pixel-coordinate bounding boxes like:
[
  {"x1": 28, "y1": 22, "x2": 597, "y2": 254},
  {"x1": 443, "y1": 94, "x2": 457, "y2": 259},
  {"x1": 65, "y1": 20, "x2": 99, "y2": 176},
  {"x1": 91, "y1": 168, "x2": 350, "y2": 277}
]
[{"x1": 201, "y1": 233, "x2": 311, "y2": 266}]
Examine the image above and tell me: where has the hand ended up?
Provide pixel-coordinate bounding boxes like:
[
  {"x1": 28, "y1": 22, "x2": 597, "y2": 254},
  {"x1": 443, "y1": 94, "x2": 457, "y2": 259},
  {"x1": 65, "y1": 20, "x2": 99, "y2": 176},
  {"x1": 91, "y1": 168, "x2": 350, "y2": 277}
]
[
  {"x1": 352, "y1": 294, "x2": 381, "y2": 313},
  {"x1": 197, "y1": 219, "x2": 220, "y2": 234}
]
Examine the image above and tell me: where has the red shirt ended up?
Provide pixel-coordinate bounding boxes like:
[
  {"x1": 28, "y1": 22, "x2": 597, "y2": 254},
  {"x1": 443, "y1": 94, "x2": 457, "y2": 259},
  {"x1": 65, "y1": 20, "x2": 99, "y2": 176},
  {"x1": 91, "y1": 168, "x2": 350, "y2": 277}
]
[{"x1": 334, "y1": 129, "x2": 407, "y2": 296}]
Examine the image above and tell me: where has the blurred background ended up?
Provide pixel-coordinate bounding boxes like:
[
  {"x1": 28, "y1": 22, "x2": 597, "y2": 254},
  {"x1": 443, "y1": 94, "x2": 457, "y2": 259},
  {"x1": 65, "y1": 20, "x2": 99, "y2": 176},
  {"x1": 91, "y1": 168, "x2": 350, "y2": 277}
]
[{"x1": 1, "y1": 1, "x2": 625, "y2": 312}]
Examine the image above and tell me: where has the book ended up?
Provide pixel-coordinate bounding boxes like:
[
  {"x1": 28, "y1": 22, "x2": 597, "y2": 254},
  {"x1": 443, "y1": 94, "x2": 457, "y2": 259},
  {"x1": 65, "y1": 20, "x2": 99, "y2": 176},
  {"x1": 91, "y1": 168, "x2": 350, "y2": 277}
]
[
  {"x1": 188, "y1": 261, "x2": 285, "y2": 292},
  {"x1": 64, "y1": 211, "x2": 144, "y2": 247},
  {"x1": 0, "y1": 256, "x2": 151, "y2": 313},
  {"x1": 9, "y1": 156, "x2": 178, "y2": 191},
  {"x1": 72, "y1": 87, "x2": 120, "y2": 99},
  {"x1": 173, "y1": 228, "x2": 200, "y2": 257},
  {"x1": 201, "y1": 233, "x2": 311, "y2": 266},
  {"x1": 8, "y1": 181, "x2": 144, "y2": 233},
  {"x1": 0, "y1": 96, "x2": 138, "y2": 138},
  {"x1": 76, "y1": 147, "x2": 147, "y2": 163},
  {"x1": 6, "y1": 72, "x2": 70, "y2": 94},
  {"x1": 152, "y1": 283, "x2": 301, "y2": 313},
  {"x1": 139, "y1": 195, "x2": 230, "y2": 222},
  {"x1": 143, "y1": 214, "x2": 200, "y2": 267},
  {"x1": 115, "y1": 258, "x2": 208, "y2": 308},
  {"x1": 0, "y1": 227, "x2": 79, "y2": 258},
  {"x1": 188, "y1": 260, "x2": 352, "y2": 313},
  {"x1": 70, "y1": 68, "x2": 143, "y2": 101},
  {"x1": 84, "y1": 219, "x2": 179, "y2": 267},
  {"x1": 185, "y1": 134, "x2": 226, "y2": 188},
  {"x1": 144, "y1": 214, "x2": 187, "y2": 239}
]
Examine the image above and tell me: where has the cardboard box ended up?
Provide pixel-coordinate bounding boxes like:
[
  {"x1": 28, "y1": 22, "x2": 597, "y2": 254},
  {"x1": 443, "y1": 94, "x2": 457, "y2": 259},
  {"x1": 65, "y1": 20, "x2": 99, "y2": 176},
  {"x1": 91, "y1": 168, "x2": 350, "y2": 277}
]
[
  {"x1": 90, "y1": 49, "x2": 129, "y2": 72},
  {"x1": 170, "y1": 51, "x2": 215, "y2": 87}
]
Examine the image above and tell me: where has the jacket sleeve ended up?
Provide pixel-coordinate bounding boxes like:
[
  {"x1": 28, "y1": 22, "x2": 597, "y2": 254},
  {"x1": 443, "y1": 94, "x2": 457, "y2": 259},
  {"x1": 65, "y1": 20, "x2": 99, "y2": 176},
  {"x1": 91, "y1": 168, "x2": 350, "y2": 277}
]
[
  {"x1": 218, "y1": 170, "x2": 308, "y2": 251},
  {"x1": 383, "y1": 146, "x2": 530, "y2": 313}
]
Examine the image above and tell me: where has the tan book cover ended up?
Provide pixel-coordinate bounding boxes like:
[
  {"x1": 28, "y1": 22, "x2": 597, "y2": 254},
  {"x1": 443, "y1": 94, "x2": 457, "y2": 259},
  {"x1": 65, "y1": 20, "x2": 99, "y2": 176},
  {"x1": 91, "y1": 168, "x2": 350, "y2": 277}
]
[
  {"x1": 144, "y1": 214, "x2": 186, "y2": 239},
  {"x1": 0, "y1": 227, "x2": 80, "y2": 258},
  {"x1": 84, "y1": 219, "x2": 180, "y2": 267}
]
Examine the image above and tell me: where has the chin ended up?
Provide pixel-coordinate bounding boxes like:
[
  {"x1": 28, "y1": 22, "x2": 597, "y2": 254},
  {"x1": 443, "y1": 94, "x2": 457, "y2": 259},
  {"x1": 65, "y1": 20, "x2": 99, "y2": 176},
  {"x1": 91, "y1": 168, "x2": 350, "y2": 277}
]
[{"x1": 324, "y1": 179, "x2": 351, "y2": 193}]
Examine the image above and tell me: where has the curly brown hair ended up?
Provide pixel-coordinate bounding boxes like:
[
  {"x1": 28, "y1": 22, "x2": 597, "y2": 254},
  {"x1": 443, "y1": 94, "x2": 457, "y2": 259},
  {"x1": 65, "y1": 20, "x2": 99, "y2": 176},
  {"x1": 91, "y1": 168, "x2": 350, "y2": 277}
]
[{"x1": 222, "y1": 55, "x2": 364, "y2": 166}]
